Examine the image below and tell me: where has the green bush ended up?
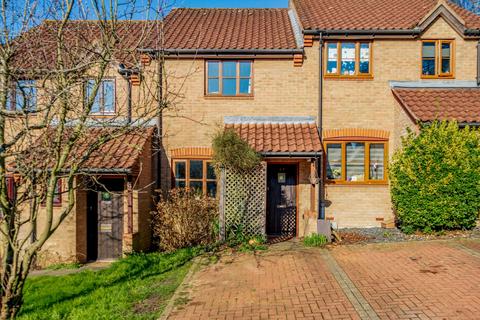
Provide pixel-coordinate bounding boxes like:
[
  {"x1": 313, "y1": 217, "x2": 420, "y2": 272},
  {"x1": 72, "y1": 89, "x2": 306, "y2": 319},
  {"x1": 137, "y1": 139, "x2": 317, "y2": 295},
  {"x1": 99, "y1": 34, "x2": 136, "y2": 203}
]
[
  {"x1": 390, "y1": 121, "x2": 480, "y2": 233},
  {"x1": 212, "y1": 128, "x2": 261, "y2": 171},
  {"x1": 303, "y1": 233, "x2": 328, "y2": 247}
]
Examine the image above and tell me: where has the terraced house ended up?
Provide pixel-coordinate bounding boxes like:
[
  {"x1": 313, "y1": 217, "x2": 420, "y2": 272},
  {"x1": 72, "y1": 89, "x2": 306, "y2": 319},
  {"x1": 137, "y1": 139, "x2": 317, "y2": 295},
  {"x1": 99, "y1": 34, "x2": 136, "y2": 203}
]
[{"x1": 10, "y1": 0, "x2": 480, "y2": 263}]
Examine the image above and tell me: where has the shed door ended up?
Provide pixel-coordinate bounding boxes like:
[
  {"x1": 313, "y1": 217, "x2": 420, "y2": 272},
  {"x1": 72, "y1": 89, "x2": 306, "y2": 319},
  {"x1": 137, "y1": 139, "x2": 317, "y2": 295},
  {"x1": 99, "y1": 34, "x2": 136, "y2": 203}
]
[
  {"x1": 266, "y1": 164, "x2": 297, "y2": 236},
  {"x1": 97, "y1": 191, "x2": 123, "y2": 260}
]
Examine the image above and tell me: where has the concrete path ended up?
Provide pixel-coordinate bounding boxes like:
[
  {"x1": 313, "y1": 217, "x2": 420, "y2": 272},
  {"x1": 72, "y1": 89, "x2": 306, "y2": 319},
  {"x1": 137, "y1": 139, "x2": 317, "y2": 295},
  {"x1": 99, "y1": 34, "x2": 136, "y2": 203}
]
[{"x1": 166, "y1": 239, "x2": 480, "y2": 320}]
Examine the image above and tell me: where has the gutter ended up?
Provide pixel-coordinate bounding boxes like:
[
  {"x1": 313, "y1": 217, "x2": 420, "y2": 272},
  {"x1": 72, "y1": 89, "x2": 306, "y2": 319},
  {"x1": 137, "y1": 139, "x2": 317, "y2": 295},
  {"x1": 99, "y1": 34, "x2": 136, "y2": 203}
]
[
  {"x1": 138, "y1": 48, "x2": 304, "y2": 55},
  {"x1": 303, "y1": 28, "x2": 422, "y2": 36}
]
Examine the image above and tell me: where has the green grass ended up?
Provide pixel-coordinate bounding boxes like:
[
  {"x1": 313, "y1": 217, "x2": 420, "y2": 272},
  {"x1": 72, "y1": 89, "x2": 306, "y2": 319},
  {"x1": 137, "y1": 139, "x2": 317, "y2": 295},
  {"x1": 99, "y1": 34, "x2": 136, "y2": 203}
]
[
  {"x1": 46, "y1": 262, "x2": 82, "y2": 271},
  {"x1": 303, "y1": 233, "x2": 328, "y2": 247},
  {"x1": 18, "y1": 248, "x2": 199, "y2": 320}
]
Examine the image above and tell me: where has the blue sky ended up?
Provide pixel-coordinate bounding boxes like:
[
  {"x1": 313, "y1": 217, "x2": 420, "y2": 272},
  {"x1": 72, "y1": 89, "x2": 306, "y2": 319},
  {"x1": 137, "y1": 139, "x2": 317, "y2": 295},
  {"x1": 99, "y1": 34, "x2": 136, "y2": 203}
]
[{"x1": 171, "y1": 0, "x2": 288, "y2": 8}]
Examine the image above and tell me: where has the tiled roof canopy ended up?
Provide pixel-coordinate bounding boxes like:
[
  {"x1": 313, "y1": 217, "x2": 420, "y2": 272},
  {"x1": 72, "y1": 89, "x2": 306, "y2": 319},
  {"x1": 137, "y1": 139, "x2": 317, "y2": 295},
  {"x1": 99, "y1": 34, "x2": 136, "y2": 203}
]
[
  {"x1": 293, "y1": 0, "x2": 480, "y2": 30},
  {"x1": 17, "y1": 127, "x2": 155, "y2": 174},
  {"x1": 392, "y1": 88, "x2": 480, "y2": 123},
  {"x1": 162, "y1": 8, "x2": 298, "y2": 50},
  {"x1": 224, "y1": 116, "x2": 322, "y2": 154}
]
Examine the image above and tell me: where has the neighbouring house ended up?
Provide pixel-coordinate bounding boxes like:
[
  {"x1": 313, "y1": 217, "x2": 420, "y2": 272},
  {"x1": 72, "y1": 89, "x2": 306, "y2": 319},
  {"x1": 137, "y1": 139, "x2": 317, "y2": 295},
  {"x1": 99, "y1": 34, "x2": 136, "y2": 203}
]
[{"x1": 7, "y1": 0, "x2": 480, "y2": 264}]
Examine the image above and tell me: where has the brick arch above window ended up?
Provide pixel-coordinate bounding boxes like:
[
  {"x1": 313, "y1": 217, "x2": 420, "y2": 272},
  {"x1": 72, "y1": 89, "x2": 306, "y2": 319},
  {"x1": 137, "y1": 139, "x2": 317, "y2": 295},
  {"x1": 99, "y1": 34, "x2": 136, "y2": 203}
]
[
  {"x1": 323, "y1": 128, "x2": 390, "y2": 141},
  {"x1": 170, "y1": 147, "x2": 213, "y2": 158}
]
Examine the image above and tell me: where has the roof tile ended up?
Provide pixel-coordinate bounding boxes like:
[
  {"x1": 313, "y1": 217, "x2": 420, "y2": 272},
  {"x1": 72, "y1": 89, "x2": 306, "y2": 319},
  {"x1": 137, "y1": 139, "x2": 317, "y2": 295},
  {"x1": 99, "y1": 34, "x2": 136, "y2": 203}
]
[{"x1": 392, "y1": 88, "x2": 480, "y2": 123}]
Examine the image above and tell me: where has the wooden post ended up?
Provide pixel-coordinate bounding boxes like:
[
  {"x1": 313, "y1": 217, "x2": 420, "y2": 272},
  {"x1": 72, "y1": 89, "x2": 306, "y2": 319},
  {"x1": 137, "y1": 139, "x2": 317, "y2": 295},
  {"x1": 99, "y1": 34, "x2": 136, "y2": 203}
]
[{"x1": 219, "y1": 167, "x2": 226, "y2": 241}]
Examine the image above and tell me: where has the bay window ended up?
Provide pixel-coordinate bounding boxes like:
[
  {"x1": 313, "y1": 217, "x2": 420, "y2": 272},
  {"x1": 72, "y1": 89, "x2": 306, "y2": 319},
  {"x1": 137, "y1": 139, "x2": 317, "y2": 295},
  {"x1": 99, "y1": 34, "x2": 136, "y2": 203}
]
[
  {"x1": 325, "y1": 41, "x2": 372, "y2": 78},
  {"x1": 326, "y1": 141, "x2": 387, "y2": 183},
  {"x1": 173, "y1": 159, "x2": 217, "y2": 197}
]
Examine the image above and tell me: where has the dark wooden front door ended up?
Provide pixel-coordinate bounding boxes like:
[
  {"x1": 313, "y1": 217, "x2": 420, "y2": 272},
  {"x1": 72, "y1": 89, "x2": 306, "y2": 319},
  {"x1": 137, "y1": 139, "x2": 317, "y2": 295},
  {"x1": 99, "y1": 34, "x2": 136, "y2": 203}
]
[
  {"x1": 266, "y1": 164, "x2": 297, "y2": 236},
  {"x1": 97, "y1": 191, "x2": 123, "y2": 260}
]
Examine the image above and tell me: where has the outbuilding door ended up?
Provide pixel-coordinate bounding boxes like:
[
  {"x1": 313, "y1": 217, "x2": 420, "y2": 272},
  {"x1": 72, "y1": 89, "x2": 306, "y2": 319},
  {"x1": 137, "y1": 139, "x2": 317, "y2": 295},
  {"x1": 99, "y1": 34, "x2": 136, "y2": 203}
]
[
  {"x1": 266, "y1": 164, "x2": 297, "y2": 237},
  {"x1": 97, "y1": 191, "x2": 123, "y2": 260}
]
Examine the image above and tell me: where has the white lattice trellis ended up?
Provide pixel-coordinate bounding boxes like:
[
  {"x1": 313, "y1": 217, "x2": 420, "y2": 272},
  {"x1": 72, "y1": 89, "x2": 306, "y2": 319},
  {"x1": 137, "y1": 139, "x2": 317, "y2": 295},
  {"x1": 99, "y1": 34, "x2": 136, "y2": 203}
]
[{"x1": 219, "y1": 162, "x2": 267, "y2": 239}]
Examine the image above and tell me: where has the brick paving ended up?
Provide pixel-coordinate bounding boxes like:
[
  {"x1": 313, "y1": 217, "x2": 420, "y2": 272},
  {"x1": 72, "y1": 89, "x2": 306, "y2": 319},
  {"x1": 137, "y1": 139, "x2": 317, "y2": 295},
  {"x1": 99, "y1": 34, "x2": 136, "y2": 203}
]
[{"x1": 168, "y1": 239, "x2": 480, "y2": 320}]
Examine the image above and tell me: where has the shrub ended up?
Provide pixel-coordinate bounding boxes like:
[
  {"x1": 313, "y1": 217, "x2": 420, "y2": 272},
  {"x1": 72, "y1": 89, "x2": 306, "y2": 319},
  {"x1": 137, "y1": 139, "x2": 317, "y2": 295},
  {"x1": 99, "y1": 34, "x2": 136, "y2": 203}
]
[
  {"x1": 212, "y1": 128, "x2": 261, "y2": 171},
  {"x1": 152, "y1": 189, "x2": 218, "y2": 252},
  {"x1": 303, "y1": 233, "x2": 328, "y2": 247},
  {"x1": 390, "y1": 121, "x2": 480, "y2": 233}
]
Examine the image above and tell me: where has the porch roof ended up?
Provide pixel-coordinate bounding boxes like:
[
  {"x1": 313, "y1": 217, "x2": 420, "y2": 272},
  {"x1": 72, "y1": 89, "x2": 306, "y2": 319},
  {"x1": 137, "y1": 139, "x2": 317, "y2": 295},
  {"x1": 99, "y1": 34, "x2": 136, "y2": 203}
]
[
  {"x1": 15, "y1": 126, "x2": 155, "y2": 174},
  {"x1": 391, "y1": 86, "x2": 480, "y2": 124},
  {"x1": 224, "y1": 116, "x2": 322, "y2": 155}
]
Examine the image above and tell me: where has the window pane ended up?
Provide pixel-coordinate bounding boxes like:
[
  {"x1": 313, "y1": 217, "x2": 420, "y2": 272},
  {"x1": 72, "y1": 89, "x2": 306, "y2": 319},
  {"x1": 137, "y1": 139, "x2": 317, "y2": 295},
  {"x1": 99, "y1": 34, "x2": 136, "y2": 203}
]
[
  {"x1": 341, "y1": 43, "x2": 356, "y2": 75},
  {"x1": 189, "y1": 181, "x2": 203, "y2": 193},
  {"x1": 16, "y1": 80, "x2": 36, "y2": 111},
  {"x1": 422, "y1": 42, "x2": 436, "y2": 58},
  {"x1": 222, "y1": 61, "x2": 236, "y2": 77},
  {"x1": 207, "y1": 181, "x2": 217, "y2": 198},
  {"x1": 207, "y1": 162, "x2": 216, "y2": 179},
  {"x1": 326, "y1": 43, "x2": 338, "y2": 74},
  {"x1": 422, "y1": 59, "x2": 436, "y2": 75},
  {"x1": 441, "y1": 42, "x2": 451, "y2": 74},
  {"x1": 103, "y1": 80, "x2": 115, "y2": 113},
  {"x1": 87, "y1": 80, "x2": 101, "y2": 113},
  {"x1": 239, "y1": 79, "x2": 251, "y2": 94},
  {"x1": 369, "y1": 144, "x2": 385, "y2": 180},
  {"x1": 189, "y1": 160, "x2": 203, "y2": 179},
  {"x1": 359, "y1": 43, "x2": 370, "y2": 74},
  {"x1": 326, "y1": 144, "x2": 342, "y2": 180},
  {"x1": 346, "y1": 142, "x2": 365, "y2": 182},
  {"x1": 239, "y1": 61, "x2": 251, "y2": 77},
  {"x1": 175, "y1": 162, "x2": 186, "y2": 179},
  {"x1": 175, "y1": 180, "x2": 186, "y2": 188},
  {"x1": 222, "y1": 78, "x2": 236, "y2": 95},
  {"x1": 207, "y1": 78, "x2": 219, "y2": 94},
  {"x1": 207, "y1": 61, "x2": 219, "y2": 77},
  {"x1": 53, "y1": 180, "x2": 62, "y2": 204},
  {"x1": 441, "y1": 42, "x2": 450, "y2": 58}
]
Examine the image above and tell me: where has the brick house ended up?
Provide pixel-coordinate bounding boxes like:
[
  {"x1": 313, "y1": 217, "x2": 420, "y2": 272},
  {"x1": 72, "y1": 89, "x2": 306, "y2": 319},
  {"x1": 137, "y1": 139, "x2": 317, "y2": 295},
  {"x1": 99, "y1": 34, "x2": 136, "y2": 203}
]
[{"x1": 8, "y1": 0, "x2": 480, "y2": 263}]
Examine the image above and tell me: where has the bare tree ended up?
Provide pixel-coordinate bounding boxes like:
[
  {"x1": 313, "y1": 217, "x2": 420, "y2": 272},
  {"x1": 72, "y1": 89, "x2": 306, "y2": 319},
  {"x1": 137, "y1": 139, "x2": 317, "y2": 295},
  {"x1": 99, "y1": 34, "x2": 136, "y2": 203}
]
[{"x1": 0, "y1": 0, "x2": 172, "y2": 317}]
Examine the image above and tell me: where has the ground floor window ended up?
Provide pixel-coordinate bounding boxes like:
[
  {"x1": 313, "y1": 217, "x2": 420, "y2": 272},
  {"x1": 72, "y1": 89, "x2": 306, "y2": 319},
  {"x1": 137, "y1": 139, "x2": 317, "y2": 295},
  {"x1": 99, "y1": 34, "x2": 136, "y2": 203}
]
[
  {"x1": 173, "y1": 159, "x2": 217, "y2": 197},
  {"x1": 326, "y1": 141, "x2": 387, "y2": 183}
]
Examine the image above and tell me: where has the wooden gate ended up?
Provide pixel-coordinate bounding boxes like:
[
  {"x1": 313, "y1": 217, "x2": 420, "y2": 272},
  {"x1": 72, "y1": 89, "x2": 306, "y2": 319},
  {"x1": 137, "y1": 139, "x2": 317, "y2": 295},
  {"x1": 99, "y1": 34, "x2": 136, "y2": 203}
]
[{"x1": 97, "y1": 191, "x2": 123, "y2": 260}]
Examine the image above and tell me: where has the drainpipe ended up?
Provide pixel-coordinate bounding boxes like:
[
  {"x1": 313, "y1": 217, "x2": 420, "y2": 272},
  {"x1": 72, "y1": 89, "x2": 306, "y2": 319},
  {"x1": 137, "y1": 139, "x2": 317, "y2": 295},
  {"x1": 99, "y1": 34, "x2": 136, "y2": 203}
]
[
  {"x1": 127, "y1": 179, "x2": 133, "y2": 234},
  {"x1": 477, "y1": 40, "x2": 480, "y2": 86},
  {"x1": 117, "y1": 64, "x2": 132, "y2": 124},
  {"x1": 317, "y1": 33, "x2": 326, "y2": 221},
  {"x1": 156, "y1": 50, "x2": 163, "y2": 192}
]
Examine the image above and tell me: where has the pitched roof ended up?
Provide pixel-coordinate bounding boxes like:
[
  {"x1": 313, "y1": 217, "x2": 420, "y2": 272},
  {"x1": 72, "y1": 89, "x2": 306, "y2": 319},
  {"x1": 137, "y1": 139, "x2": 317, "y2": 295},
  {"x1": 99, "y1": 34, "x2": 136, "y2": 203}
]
[
  {"x1": 224, "y1": 116, "x2": 322, "y2": 154},
  {"x1": 16, "y1": 127, "x2": 155, "y2": 173},
  {"x1": 11, "y1": 20, "x2": 162, "y2": 70},
  {"x1": 392, "y1": 88, "x2": 480, "y2": 123},
  {"x1": 162, "y1": 8, "x2": 299, "y2": 50},
  {"x1": 293, "y1": 0, "x2": 480, "y2": 30}
]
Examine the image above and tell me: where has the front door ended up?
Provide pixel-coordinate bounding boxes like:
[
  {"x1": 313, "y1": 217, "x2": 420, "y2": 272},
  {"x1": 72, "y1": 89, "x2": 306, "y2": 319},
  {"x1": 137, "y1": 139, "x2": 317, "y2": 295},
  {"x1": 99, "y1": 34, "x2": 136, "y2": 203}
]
[
  {"x1": 97, "y1": 191, "x2": 123, "y2": 260},
  {"x1": 266, "y1": 164, "x2": 297, "y2": 236}
]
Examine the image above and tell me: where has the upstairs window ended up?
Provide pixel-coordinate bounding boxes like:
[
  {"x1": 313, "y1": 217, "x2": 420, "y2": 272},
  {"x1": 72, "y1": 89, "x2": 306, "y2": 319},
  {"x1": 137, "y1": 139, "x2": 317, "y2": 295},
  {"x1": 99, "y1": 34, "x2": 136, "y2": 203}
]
[
  {"x1": 421, "y1": 40, "x2": 454, "y2": 78},
  {"x1": 206, "y1": 61, "x2": 253, "y2": 96},
  {"x1": 7, "y1": 80, "x2": 37, "y2": 112},
  {"x1": 326, "y1": 141, "x2": 387, "y2": 184},
  {"x1": 325, "y1": 42, "x2": 372, "y2": 78},
  {"x1": 85, "y1": 79, "x2": 115, "y2": 114},
  {"x1": 173, "y1": 159, "x2": 217, "y2": 197}
]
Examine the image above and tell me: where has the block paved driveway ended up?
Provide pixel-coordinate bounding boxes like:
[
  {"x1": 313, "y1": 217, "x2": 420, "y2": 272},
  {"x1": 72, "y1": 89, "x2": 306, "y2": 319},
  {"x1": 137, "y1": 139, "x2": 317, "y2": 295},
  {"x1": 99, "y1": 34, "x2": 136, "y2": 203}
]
[{"x1": 168, "y1": 239, "x2": 480, "y2": 320}]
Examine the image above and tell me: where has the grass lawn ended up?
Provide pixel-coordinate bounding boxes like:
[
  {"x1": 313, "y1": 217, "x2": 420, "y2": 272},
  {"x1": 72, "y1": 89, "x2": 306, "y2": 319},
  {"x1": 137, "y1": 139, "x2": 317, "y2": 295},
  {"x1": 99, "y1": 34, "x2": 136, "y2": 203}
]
[{"x1": 18, "y1": 248, "x2": 198, "y2": 320}]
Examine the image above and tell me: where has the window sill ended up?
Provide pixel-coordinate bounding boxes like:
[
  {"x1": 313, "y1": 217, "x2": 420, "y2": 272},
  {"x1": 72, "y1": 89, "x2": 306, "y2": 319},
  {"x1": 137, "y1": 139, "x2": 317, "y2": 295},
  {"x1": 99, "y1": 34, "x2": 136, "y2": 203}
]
[
  {"x1": 420, "y1": 75, "x2": 455, "y2": 79},
  {"x1": 89, "y1": 113, "x2": 116, "y2": 117},
  {"x1": 324, "y1": 75, "x2": 373, "y2": 81},
  {"x1": 204, "y1": 95, "x2": 254, "y2": 100}
]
